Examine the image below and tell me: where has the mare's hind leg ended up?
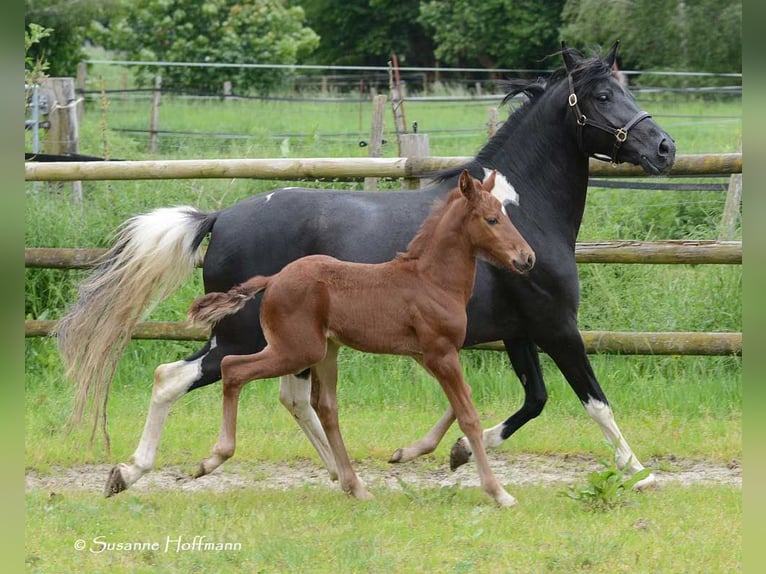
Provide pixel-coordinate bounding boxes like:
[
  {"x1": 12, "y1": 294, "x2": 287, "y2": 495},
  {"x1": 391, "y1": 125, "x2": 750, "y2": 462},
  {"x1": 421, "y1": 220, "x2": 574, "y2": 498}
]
[
  {"x1": 279, "y1": 372, "x2": 337, "y2": 480},
  {"x1": 312, "y1": 342, "x2": 373, "y2": 500},
  {"x1": 105, "y1": 342, "x2": 220, "y2": 497},
  {"x1": 450, "y1": 339, "x2": 548, "y2": 469}
]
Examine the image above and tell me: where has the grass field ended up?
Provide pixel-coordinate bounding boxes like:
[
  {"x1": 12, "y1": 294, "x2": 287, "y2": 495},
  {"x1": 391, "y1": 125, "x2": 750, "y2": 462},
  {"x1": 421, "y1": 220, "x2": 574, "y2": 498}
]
[{"x1": 25, "y1": 64, "x2": 742, "y2": 572}]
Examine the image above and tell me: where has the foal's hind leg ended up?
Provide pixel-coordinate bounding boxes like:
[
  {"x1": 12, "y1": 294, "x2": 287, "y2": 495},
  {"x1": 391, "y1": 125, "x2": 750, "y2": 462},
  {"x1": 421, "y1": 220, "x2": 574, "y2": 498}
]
[
  {"x1": 312, "y1": 342, "x2": 373, "y2": 500},
  {"x1": 195, "y1": 347, "x2": 314, "y2": 478}
]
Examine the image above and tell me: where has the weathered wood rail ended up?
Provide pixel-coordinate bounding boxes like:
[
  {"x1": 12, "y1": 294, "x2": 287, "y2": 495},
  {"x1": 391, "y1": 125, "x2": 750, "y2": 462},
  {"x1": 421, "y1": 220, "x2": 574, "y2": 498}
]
[
  {"x1": 24, "y1": 152, "x2": 742, "y2": 356},
  {"x1": 25, "y1": 153, "x2": 741, "y2": 181}
]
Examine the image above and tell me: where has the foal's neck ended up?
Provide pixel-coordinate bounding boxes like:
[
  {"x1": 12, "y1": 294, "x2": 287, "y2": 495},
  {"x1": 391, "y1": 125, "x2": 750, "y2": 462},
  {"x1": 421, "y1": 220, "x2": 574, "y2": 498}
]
[{"x1": 410, "y1": 202, "x2": 477, "y2": 302}]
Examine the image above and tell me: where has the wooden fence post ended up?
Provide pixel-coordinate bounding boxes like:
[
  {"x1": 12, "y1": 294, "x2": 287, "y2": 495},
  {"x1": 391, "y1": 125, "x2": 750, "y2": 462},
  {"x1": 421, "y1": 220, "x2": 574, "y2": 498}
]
[
  {"x1": 400, "y1": 133, "x2": 430, "y2": 189},
  {"x1": 149, "y1": 75, "x2": 162, "y2": 154},
  {"x1": 364, "y1": 94, "x2": 388, "y2": 191},
  {"x1": 487, "y1": 107, "x2": 499, "y2": 138},
  {"x1": 39, "y1": 77, "x2": 82, "y2": 200},
  {"x1": 719, "y1": 136, "x2": 742, "y2": 240}
]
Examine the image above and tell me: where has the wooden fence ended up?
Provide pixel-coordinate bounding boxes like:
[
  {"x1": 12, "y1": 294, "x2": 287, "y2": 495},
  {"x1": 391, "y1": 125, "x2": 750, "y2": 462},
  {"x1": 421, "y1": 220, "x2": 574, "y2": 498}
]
[{"x1": 24, "y1": 153, "x2": 742, "y2": 356}]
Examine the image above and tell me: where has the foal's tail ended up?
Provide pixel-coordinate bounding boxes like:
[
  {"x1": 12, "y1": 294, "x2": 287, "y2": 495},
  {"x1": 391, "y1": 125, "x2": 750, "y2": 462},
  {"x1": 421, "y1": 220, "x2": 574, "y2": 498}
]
[
  {"x1": 188, "y1": 276, "x2": 270, "y2": 328},
  {"x1": 54, "y1": 206, "x2": 217, "y2": 442}
]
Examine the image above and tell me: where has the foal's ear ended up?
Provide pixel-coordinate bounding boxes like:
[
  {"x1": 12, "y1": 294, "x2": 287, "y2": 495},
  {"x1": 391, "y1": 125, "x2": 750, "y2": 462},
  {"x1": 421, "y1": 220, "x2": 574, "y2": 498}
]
[
  {"x1": 605, "y1": 40, "x2": 620, "y2": 67},
  {"x1": 483, "y1": 169, "x2": 497, "y2": 192},
  {"x1": 458, "y1": 169, "x2": 478, "y2": 203},
  {"x1": 561, "y1": 41, "x2": 578, "y2": 73}
]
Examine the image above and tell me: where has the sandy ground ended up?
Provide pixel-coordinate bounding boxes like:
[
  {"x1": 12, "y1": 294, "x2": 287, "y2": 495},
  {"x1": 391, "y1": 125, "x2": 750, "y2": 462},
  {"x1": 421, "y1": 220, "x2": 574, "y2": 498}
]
[{"x1": 26, "y1": 453, "x2": 741, "y2": 496}]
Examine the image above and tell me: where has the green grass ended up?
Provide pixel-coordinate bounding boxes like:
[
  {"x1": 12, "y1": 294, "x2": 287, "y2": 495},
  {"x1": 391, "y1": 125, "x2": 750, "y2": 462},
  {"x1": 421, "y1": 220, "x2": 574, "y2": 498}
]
[
  {"x1": 25, "y1": 485, "x2": 741, "y2": 573},
  {"x1": 25, "y1": 70, "x2": 741, "y2": 572}
]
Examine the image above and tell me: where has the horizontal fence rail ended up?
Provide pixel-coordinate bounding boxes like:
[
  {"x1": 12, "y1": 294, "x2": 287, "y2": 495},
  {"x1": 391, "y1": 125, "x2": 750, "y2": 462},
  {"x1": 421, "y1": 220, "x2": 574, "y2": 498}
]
[
  {"x1": 24, "y1": 153, "x2": 741, "y2": 181},
  {"x1": 25, "y1": 320, "x2": 741, "y2": 356},
  {"x1": 24, "y1": 152, "x2": 742, "y2": 356},
  {"x1": 24, "y1": 241, "x2": 742, "y2": 269}
]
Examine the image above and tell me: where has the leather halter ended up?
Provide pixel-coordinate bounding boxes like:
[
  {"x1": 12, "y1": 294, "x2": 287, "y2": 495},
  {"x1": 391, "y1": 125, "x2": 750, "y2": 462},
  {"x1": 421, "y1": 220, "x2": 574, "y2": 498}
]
[{"x1": 567, "y1": 74, "x2": 651, "y2": 164}]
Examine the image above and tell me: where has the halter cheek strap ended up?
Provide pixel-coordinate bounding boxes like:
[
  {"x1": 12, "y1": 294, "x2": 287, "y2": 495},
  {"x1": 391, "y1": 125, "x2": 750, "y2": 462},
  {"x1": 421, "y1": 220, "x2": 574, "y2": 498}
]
[{"x1": 567, "y1": 74, "x2": 651, "y2": 164}]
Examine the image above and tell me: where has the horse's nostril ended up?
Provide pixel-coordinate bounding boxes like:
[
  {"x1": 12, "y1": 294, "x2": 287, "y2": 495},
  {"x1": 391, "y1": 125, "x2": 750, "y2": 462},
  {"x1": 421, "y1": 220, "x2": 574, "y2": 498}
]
[{"x1": 659, "y1": 137, "x2": 672, "y2": 156}]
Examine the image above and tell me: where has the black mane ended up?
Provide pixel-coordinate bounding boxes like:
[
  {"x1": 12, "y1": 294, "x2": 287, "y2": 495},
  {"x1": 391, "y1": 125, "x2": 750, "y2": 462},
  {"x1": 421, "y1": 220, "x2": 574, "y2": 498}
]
[{"x1": 431, "y1": 49, "x2": 613, "y2": 185}]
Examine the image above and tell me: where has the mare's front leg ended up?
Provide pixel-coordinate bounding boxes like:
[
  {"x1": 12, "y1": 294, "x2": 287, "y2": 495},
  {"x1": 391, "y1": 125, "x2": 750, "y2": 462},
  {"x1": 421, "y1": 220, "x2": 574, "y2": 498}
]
[
  {"x1": 423, "y1": 348, "x2": 516, "y2": 508},
  {"x1": 312, "y1": 342, "x2": 373, "y2": 500},
  {"x1": 450, "y1": 339, "x2": 548, "y2": 469},
  {"x1": 542, "y1": 330, "x2": 656, "y2": 489}
]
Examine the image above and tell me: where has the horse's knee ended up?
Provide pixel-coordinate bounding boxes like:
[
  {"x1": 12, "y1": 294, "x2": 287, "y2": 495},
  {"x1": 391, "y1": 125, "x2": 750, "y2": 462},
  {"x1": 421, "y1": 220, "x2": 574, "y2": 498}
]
[{"x1": 525, "y1": 391, "x2": 548, "y2": 419}]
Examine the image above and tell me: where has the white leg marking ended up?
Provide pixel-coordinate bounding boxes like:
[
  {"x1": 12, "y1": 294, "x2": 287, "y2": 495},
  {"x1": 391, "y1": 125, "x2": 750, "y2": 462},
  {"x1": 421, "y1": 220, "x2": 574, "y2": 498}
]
[
  {"x1": 453, "y1": 422, "x2": 504, "y2": 461},
  {"x1": 118, "y1": 358, "x2": 202, "y2": 487},
  {"x1": 278, "y1": 374, "x2": 338, "y2": 480},
  {"x1": 583, "y1": 398, "x2": 656, "y2": 488}
]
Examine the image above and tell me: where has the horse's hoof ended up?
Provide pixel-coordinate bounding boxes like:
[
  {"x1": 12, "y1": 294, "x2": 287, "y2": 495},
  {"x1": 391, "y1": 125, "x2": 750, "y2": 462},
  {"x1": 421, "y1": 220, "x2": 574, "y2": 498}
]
[
  {"x1": 449, "y1": 439, "x2": 472, "y2": 471},
  {"x1": 633, "y1": 472, "x2": 658, "y2": 491},
  {"x1": 192, "y1": 463, "x2": 208, "y2": 479},
  {"x1": 388, "y1": 448, "x2": 404, "y2": 464},
  {"x1": 104, "y1": 466, "x2": 127, "y2": 498},
  {"x1": 495, "y1": 491, "x2": 518, "y2": 508}
]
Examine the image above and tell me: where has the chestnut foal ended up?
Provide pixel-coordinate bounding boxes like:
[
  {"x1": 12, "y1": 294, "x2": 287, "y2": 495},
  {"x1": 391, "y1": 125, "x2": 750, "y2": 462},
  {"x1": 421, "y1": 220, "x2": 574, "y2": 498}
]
[{"x1": 188, "y1": 169, "x2": 535, "y2": 507}]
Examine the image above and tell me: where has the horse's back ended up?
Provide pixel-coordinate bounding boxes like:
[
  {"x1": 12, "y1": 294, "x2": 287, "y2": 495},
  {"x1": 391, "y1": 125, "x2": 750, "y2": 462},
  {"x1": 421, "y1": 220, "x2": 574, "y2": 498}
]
[{"x1": 202, "y1": 186, "x2": 445, "y2": 292}]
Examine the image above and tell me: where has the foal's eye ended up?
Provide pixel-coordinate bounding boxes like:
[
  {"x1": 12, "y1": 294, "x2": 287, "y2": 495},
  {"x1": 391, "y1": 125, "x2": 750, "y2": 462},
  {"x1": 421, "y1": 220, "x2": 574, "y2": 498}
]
[
  {"x1": 485, "y1": 217, "x2": 498, "y2": 225},
  {"x1": 597, "y1": 93, "x2": 609, "y2": 103}
]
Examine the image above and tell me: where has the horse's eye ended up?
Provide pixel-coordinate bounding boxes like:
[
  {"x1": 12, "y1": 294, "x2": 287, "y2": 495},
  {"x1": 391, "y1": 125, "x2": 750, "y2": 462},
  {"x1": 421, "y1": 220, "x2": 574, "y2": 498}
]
[
  {"x1": 485, "y1": 217, "x2": 498, "y2": 225},
  {"x1": 597, "y1": 94, "x2": 609, "y2": 103}
]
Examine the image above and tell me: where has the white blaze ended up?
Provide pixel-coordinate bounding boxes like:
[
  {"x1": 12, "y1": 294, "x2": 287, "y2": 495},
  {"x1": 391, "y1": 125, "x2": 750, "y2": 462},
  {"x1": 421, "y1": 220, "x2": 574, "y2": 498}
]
[{"x1": 483, "y1": 168, "x2": 519, "y2": 215}]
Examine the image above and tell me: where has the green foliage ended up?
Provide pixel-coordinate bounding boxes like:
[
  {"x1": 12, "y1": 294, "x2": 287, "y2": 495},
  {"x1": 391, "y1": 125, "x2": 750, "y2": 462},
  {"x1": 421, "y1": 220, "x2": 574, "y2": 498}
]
[
  {"x1": 419, "y1": 0, "x2": 565, "y2": 68},
  {"x1": 25, "y1": 23, "x2": 52, "y2": 85},
  {"x1": 561, "y1": 0, "x2": 742, "y2": 83},
  {"x1": 563, "y1": 448, "x2": 652, "y2": 512},
  {"x1": 25, "y1": 0, "x2": 117, "y2": 76},
  {"x1": 100, "y1": 0, "x2": 319, "y2": 94},
  {"x1": 300, "y1": 0, "x2": 433, "y2": 66}
]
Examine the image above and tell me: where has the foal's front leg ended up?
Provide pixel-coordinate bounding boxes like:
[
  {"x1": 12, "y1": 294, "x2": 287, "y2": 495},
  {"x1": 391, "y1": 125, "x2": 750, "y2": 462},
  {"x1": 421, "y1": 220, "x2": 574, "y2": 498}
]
[
  {"x1": 312, "y1": 342, "x2": 373, "y2": 500},
  {"x1": 423, "y1": 348, "x2": 516, "y2": 508}
]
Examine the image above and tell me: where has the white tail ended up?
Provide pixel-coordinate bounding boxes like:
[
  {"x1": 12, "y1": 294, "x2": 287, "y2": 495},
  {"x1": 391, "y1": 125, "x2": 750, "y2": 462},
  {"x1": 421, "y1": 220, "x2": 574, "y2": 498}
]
[{"x1": 55, "y1": 206, "x2": 216, "y2": 445}]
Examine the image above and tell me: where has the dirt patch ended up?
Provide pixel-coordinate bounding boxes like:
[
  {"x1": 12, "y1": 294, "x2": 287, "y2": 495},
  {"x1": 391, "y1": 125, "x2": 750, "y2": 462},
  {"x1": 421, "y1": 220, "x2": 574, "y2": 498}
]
[{"x1": 26, "y1": 453, "x2": 741, "y2": 496}]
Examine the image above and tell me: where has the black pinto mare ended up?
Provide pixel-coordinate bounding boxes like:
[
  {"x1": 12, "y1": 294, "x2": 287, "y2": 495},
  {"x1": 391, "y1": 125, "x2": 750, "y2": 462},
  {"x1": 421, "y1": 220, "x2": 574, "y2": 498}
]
[{"x1": 56, "y1": 42, "x2": 676, "y2": 497}]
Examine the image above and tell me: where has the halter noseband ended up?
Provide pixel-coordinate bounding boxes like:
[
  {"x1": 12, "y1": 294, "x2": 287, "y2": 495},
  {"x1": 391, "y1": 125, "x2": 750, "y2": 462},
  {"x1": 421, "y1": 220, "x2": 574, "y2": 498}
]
[{"x1": 567, "y1": 74, "x2": 651, "y2": 164}]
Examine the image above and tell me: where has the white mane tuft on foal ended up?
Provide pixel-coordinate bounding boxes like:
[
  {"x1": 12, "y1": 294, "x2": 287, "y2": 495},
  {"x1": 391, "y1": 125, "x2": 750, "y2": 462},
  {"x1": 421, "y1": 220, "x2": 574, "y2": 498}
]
[{"x1": 483, "y1": 168, "x2": 519, "y2": 214}]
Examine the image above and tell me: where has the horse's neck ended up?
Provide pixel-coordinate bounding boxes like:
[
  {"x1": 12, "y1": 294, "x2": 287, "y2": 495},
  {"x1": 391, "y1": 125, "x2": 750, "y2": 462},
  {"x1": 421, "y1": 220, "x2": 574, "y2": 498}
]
[
  {"x1": 485, "y1": 86, "x2": 590, "y2": 242},
  {"x1": 411, "y1": 209, "x2": 477, "y2": 302}
]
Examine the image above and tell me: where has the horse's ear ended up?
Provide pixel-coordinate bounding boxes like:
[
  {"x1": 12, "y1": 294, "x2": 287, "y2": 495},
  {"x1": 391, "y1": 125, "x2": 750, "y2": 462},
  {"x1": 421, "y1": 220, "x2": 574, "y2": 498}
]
[
  {"x1": 561, "y1": 41, "x2": 577, "y2": 73},
  {"x1": 459, "y1": 169, "x2": 477, "y2": 203},
  {"x1": 483, "y1": 169, "x2": 496, "y2": 192},
  {"x1": 605, "y1": 40, "x2": 620, "y2": 67}
]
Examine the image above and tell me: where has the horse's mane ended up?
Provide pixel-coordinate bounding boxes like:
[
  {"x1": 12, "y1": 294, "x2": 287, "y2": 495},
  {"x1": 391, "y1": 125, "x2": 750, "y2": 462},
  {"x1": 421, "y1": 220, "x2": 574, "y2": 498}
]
[
  {"x1": 431, "y1": 48, "x2": 613, "y2": 184},
  {"x1": 395, "y1": 186, "x2": 465, "y2": 261}
]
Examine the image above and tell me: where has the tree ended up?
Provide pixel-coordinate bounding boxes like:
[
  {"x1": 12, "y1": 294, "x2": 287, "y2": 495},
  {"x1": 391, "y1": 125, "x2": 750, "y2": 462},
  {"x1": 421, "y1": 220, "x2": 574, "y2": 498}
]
[
  {"x1": 560, "y1": 0, "x2": 741, "y2": 80},
  {"x1": 25, "y1": 0, "x2": 118, "y2": 76},
  {"x1": 418, "y1": 0, "x2": 565, "y2": 69},
  {"x1": 101, "y1": 0, "x2": 320, "y2": 94},
  {"x1": 299, "y1": 0, "x2": 434, "y2": 67}
]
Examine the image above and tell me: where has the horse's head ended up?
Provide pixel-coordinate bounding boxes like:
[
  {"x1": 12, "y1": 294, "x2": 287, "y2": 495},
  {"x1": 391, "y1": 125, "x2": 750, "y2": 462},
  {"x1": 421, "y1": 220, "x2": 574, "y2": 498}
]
[
  {"x1": 459, "y1": 169, "x2": 535, "y2": 274},
  {"x1": 560, "y1": 41, "x2": 676, "y2": 174}
]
